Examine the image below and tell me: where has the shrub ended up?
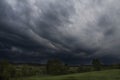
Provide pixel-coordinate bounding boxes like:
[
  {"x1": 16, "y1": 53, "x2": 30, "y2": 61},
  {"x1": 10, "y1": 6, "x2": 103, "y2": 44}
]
[
  {"x1": 63, "y1": 76, "x2": 78, "y2": 80},
  {"x1": 92, "y1": 58, "x2": 102, "y2": 71},
  {"x1": 0, "y1": 60, "x2": 11, "y2": 80},
  {"x1": 46, "y1": 59, "x2": 67, "y2": 75}
]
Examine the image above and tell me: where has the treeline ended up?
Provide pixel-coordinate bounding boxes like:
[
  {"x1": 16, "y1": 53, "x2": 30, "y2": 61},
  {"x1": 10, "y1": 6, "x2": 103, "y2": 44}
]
[
  {"x1": 0, "y1": 59, "x2": 120, "y2": 80},
  {"x1": 0, "y1": 60, "x2": 46, "y2": 80}
]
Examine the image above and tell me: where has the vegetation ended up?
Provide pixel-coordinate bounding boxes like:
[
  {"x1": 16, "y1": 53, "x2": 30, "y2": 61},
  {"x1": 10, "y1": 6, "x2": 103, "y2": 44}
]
[
  {"x1": 92, "y1": 58, "x2": 102, "y2": 71},
  {"x1": 0, "y1": 59, "x2": 120, "y2": 80},
  {"x1": 0, "y1": 60, "x2": 16, "y2": 80},
  {"x1": 77, "y1": 65, "x2": 92, "y2": 73},
  {"x1": 46, "y1": 59, "x2": 68, "y2": 75},
  {"x1": 12, "y1": 69, "x2": 120, "y2": 80}
]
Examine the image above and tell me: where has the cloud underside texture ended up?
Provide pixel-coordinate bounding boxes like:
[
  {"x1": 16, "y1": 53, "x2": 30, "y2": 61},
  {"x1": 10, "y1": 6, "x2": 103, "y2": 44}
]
[{"x1": 0, "y1": 0, "x2": 120, "y2": 64}]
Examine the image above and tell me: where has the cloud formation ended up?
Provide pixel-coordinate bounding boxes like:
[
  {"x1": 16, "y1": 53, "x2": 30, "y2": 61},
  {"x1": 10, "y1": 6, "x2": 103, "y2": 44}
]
[{"x1": 0, "y1": 0, "x2": 120, "y2": 64}]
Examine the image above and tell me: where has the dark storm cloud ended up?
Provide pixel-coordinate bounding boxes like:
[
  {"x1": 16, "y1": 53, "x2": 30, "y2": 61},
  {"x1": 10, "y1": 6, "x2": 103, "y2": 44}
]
[
  {"x1": 0, "y1": 0, "x2": 120, "y2": 64},
  {"x1": 0, "y1": 0, "x2": 74, "y2": 50}
]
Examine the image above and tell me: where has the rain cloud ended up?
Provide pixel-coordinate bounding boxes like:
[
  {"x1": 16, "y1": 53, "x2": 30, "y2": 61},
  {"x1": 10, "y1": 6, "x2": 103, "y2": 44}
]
[{"x1": 0, "y1": 0, "x2": 120, "y2": 64}]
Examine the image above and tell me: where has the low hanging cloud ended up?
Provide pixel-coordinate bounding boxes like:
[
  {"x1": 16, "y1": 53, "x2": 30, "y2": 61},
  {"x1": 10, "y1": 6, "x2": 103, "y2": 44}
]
[{"x1": 0, "y1": 0, "x2": 120, "y2": 63}]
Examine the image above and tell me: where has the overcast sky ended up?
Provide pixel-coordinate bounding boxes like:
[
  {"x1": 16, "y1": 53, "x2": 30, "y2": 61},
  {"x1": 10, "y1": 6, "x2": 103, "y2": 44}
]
[{"x1": 0, "y1": 0, "x2": 120, "y2": 64}]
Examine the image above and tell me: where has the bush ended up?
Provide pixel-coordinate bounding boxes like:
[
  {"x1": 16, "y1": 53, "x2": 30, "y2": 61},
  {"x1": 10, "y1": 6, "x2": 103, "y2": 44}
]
[
  {"x1": 63, "y1": 76, "x2": 78, "y2": 80},
  {"x1": 0, "y1": 60, "x2": 12, "y2": 80},
  {"x1": 92, "y1": 58, "x2": 102, "y2": 71},
  {"x1": 46, "y1": 59, "x2": 67, "y2": 75},
  {"x1": 78, "y1": 66, "x2": 92, "y2": 73}
]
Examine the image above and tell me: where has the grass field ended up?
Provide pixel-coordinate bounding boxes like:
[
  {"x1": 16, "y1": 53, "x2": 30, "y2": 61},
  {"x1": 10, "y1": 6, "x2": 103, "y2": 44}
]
[{"x1": 14, "y1": 69, "x2": 120, "y2": 80}]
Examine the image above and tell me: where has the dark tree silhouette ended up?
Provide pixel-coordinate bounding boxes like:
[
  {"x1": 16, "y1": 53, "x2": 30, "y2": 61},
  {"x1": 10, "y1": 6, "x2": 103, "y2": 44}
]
[
  {"x1": 46, "y1": 59, "x2": 66, "y2": 75},
  {"x1": 92, "y1": 58, "x2": 102, "y2": 71},
  {"x1": 0, "y1": 60, "x2": 11, "y2": 80}
]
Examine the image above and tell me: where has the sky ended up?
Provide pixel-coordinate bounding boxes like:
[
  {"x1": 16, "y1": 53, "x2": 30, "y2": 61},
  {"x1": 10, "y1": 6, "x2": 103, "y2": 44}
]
[{"x1": 0, "y1": 0, "x2": 120, "y2": 64}]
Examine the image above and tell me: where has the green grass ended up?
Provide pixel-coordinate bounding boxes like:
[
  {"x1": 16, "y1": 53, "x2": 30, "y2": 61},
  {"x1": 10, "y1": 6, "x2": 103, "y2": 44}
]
[{"x1": 13, "y1": 69, "x2": 120, "y2": 80}]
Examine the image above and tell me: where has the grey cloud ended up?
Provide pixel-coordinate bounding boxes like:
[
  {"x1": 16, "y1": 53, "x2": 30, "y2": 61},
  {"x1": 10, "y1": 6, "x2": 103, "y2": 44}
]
[
  {"x1": 0, "y1": 0, "x2": 74, "y2": 50},
  {"x1": 0, "y1": 0, "x2": 120, "y2": 64}
]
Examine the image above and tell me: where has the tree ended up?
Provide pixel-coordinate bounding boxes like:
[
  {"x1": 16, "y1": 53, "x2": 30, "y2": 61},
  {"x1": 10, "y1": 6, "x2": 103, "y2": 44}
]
[
  {"x1": 46, "y1": 59, "x2": 66, "y2": 75},
  {"x1": 0, "y1": 60, "x2": 11, "y2": 80},
  {"x1": 8, "y1": 64, "x2": 16, "y2": 78},
  {"x1": 92, "y1": 58, "x2": 102, "y2": 71},
  {"x1": 118, "y1": 64, "x2": 120, "y2": 69}
]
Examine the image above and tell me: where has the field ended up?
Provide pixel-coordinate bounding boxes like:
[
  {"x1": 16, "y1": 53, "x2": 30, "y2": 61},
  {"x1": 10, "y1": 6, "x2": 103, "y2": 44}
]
[{"x1": 13, "y1": 69, "x2": 120, "y2": 80}]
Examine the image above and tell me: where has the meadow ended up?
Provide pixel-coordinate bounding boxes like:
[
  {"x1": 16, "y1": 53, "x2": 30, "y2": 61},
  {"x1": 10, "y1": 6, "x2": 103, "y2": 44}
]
[{"x1": 13, "y1": 69, "x2": 120, "y2": 80}]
